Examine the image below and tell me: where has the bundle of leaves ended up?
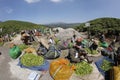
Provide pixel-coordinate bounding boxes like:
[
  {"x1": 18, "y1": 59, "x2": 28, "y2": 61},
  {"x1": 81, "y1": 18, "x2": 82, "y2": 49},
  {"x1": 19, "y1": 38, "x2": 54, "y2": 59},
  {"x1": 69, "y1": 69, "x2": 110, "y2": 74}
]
[
  {"x1": 21, "y1": 53, "x2": 44, "y2": 67},
  {"x1": 18, "y1": 44, "x2": 29, "y2": 51},
  {"x1": 100, "y1": 59, "x2": 113, "y2": 71},
  {"x1": 84, "y1": 48, "x2": 98, "y2": 55},
  {"x1": 75, "y1": 61, "x2": 93, "y2": 76}
]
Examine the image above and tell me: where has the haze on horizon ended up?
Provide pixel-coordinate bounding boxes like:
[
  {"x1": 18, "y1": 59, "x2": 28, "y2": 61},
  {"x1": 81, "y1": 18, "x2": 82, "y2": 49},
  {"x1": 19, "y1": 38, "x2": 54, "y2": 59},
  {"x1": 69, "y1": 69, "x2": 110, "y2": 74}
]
[{"x1": 0, "y1": 0, "x2": 120, "y2": 24}]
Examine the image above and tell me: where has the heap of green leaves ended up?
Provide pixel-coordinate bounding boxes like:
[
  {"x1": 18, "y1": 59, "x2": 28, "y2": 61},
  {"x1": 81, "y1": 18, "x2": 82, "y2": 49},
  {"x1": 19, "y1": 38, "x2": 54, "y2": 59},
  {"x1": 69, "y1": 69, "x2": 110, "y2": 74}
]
[
  {"x1": 18, "y1": 44, "x2": 29, "y2": 51},
  {"x1": 21, "y1": 53, "x2": 44, "y2": 67},
  {"x1": 100, "y1": 59, "x2": 112, "y2": 71},
  {"x1": 84, "y1": 48, "x2": 98, "y2": 55},
  {"x1": 75, "y1": 61, "x2": 93, "y2": 76}
]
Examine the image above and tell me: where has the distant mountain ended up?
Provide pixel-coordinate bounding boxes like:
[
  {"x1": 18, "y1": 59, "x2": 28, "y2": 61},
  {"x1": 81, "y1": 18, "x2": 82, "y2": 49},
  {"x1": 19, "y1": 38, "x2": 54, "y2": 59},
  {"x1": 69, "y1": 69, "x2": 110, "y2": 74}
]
[{"x1": 45, "y1": 22, "x2": 81, "y2": 28}]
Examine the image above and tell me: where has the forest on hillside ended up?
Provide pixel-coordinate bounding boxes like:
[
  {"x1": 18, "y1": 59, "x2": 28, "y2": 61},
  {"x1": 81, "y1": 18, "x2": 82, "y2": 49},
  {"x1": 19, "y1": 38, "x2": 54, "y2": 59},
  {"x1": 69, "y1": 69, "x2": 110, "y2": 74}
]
[
  {"x1": 74, "y1": 17, "x2": 120, "y2": 37},
  {"x1": 0, "y1": 20, "x2": 46, "y2": 35},
  {"x1": 0, "y1": 17, "x2": 120, "y2": 37}
]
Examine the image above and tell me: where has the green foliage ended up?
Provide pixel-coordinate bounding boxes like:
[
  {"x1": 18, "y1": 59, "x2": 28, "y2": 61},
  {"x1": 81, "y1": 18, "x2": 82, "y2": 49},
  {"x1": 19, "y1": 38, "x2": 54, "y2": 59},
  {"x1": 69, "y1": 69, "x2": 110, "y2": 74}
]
[
  {"x1": 75, "y1": 61, "x2": 93, "y2": 76},
  {"x1": 18, "y1": 44, "x2": 29, "y2": 51},
  {"x1": 0, "y1": 20, "x2": 46, "y2": 35},
  {"x1": 84, "y1": 48, "x2": 98, "y2": 55},
  {"x1": 74, "y1": 17, "x2": 120, "y2": 33},
  {"x1": 100, "y1": 60, "x2": 112, "y2": 71},
  {"x1": 21, "y1": 53, "x2": 44, "y2": 67}
]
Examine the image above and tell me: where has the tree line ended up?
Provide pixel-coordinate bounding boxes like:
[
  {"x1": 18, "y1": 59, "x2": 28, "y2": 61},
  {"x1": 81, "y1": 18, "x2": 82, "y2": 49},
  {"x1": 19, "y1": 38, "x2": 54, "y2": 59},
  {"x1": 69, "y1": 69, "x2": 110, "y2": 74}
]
[
  {"x1": 74, "y1": 17, "x2": 120, "y2": 38},
  {"x1": 0, "y1": 20, "x2": 46, "y2": 36}
]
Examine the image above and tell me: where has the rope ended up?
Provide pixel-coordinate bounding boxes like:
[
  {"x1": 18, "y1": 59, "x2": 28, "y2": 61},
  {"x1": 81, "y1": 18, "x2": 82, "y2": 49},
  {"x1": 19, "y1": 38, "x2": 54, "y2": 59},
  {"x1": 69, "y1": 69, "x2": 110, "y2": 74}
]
[{"x1": 52, "y1": 65, "x2": 63, "y2": 78}]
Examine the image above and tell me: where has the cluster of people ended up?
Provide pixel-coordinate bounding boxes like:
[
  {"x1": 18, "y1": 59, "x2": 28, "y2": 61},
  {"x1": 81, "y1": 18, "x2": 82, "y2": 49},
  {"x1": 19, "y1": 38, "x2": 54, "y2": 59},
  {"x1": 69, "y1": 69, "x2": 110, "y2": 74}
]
[
  {"x1": 0, "y1": 32, "x2": 16, "y2": 42},
  {"x1": 19, "y1": 29, "x2": 120, "y2": 65},
  {"x1": 66, "y1": 35, "x2": 94, "y2": 63}
]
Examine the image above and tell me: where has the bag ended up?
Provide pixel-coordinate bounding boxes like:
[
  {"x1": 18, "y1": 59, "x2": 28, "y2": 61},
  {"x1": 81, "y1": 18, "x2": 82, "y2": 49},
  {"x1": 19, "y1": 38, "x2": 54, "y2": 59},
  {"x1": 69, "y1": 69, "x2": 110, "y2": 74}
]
[
  {"x1": 44, "y1": 45, "x2": 60, "y2": 59},
  {"x1": 9, "y1": 46, "x2": 21, "y2": 59},
  {"x1": 49, "y1": 58, "x2": 75, "y2": 80},
  {"x1": 113, "y1": 66, "x2": 120, "y2": 80},
  {"x1": 81, "y1": 39, "x2": 88, "y2": 48},
  {"x1": 99, "y1": 42, "x2": 108, "y2": 48}
]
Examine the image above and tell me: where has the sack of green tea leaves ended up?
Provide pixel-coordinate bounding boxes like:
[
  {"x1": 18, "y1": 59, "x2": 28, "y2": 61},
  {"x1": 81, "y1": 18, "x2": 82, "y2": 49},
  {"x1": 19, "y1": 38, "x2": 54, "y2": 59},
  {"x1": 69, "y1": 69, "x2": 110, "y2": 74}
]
[
  {"x1": 18, "y1": 53, "x2": 49, "y2": 71},
  {"x1": 9, "y1": 46, "x2": 21, "y2": 59}
]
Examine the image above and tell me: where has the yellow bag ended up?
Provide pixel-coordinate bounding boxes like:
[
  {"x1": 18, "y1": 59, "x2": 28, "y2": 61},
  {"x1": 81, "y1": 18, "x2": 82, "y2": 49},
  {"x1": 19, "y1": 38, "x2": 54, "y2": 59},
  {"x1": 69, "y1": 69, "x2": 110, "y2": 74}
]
[
  {"x1": 113, "y1": 66, "x2": 120, "y2": 80},
  {"x1": 49, "y1": 58, "x2": 75, "y2": 80},
  {"x1": 24, "y1": 47, "x2": 37, "y2": 55}
]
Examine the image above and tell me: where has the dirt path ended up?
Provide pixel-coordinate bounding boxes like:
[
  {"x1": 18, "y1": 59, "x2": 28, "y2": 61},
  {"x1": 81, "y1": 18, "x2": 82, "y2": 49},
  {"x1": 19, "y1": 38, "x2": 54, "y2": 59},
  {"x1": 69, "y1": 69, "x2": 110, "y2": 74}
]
[{"x1": 0, "y1": 46, "x2": 19, "y2": 80}]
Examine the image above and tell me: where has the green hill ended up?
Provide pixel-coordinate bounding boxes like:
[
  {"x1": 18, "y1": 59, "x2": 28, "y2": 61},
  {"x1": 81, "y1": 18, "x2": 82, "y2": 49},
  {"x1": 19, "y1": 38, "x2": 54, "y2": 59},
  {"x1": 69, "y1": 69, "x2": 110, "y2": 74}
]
[
  {"x1": 74, "y1": 17, "x2": 120, "y2": 32},
  {"x1": 0, "y1": 20, "x2": 46, "y2": 35}
]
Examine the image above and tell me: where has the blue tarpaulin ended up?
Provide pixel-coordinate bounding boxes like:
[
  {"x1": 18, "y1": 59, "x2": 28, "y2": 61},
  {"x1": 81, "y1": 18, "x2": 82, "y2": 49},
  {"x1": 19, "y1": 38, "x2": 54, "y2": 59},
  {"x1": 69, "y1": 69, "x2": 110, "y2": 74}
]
[
  {"x1": 18, "y1": 60, "x2": 50, "y2": 71},
  {"x1": 95, "y1": 57, "x2": 114, "y2": 76}
]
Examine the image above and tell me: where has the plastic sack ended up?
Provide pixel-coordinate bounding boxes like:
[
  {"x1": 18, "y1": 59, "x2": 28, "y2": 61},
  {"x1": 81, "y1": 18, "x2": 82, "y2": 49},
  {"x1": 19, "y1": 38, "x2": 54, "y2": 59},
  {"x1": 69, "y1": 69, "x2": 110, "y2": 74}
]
[
  {"x1": 113, "y1": 66, "x2": 120, "y2": 80},
  {"x1": 49, "y1": 58, "x2": 75, "y2": 80},
  {"x1": 81, "y1": 39, "x2": 88, "y2": 45},
  {"x1": 44, "y1": 45, "x2": 60, "y2": 59},
  {"x1": 9, "y1": 46, "x2": 21, "y2": 59},
  {"x1": 99, "y1": 42, "x2": 108, "y2": 48}
]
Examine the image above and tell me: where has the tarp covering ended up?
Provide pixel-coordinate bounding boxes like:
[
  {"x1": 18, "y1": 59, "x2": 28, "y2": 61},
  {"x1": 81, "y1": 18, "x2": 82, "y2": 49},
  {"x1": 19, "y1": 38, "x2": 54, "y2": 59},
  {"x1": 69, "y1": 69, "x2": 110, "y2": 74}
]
[
  {"x1": 95, "y1": 57, "x2": 114, "y2": 76},
  {"x1": 18, "y1": 60, "x2": 50, "y2": 71}
]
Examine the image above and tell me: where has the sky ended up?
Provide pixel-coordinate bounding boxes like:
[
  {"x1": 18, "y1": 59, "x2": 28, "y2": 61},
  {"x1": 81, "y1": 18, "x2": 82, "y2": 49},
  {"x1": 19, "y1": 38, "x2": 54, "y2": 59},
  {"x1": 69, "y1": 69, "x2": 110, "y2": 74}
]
[{"x1": 0, "y1": 0, "x2": 120, "y2": 24}]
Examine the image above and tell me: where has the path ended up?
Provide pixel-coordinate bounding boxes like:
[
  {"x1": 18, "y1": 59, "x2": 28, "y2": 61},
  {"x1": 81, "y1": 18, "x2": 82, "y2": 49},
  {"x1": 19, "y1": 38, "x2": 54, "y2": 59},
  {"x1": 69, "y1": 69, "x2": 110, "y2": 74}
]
[{"x1": 0, "y1": 46, "x2": 20, "y2": 80}]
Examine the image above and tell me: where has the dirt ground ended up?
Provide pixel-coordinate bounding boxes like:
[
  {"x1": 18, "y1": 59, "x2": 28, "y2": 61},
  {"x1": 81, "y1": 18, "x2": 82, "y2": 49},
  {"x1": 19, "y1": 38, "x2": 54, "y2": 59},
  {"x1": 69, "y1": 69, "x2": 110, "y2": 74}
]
[
  {"x1": 0, "y1": 46, "x2": 20, "y2": 80},
  {"x1": 0, "y1": 34, "x2": 105, "y2": 80}
]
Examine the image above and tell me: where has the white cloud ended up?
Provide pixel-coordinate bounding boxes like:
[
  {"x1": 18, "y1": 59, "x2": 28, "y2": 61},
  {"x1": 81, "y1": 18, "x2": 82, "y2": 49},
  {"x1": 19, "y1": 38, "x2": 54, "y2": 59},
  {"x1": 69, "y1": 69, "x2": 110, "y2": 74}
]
[
  {"x1": 24, "y1": 0, "x2": 41, "y2": 3},
  {"x1": 5, "y1": 8, "x2": 13, "y2": 14},
  {"x1": 50, "y1": 0, "x2": 63, "y2": 3},
  {"x1": 50, "y1": 0, "x2": 74, "y2": 3}
]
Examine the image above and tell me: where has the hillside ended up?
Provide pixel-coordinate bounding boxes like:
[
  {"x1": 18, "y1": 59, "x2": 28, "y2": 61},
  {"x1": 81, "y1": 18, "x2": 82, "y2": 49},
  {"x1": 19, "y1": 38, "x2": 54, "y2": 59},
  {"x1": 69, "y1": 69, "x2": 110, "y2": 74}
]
[
  {"x1": 74, "y1": 17, "x2": 120, "y2": 32},
  {"x1": 0, "y1": 20, "x2": 46, "y2": 35}
]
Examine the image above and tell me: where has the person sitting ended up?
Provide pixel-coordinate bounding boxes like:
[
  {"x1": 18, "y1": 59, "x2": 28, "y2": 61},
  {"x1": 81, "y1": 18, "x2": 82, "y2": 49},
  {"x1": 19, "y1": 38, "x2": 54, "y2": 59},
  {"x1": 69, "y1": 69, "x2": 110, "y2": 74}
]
[
  {"x1": 116, "y1": 47, "x2": 120, "y2": 65},
  {"x1": 48, "y1": 37, "x2": 55, "y2": 44},
  {"x1": 117, "y1": 47, "x2": 120, "y2": 55},
  {"x1": 66, "y1": 48, "x2": 92, "y2": 63},
  {"x1": 99, "y1": 33, "x2": 105, "y2": 42},
  {"x1": 89, "y1": 39, "x2": 99, "y2": 50}
]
